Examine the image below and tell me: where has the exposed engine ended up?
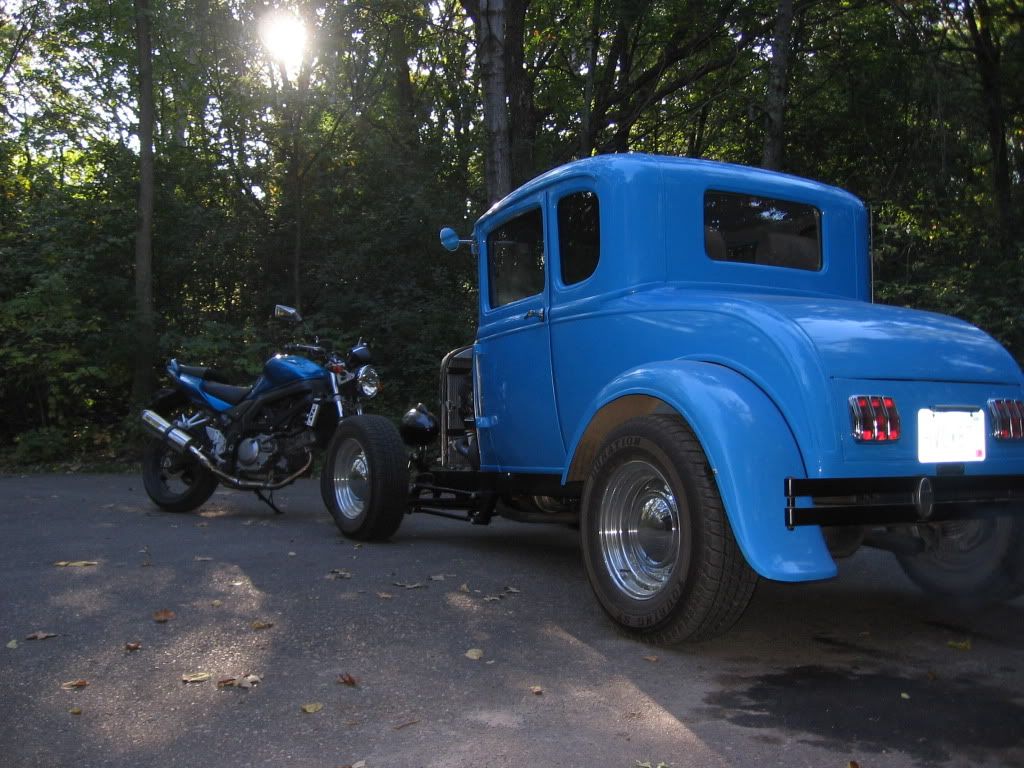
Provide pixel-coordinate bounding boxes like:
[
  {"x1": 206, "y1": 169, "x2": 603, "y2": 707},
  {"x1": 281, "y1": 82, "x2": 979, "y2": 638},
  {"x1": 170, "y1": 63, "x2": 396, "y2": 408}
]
[
  {"x1": 203, "y1": 393, "x2": 315, "y2": 480},
  {"x1": 440, "y1": 346, "x2": 479, "y2": 470}
]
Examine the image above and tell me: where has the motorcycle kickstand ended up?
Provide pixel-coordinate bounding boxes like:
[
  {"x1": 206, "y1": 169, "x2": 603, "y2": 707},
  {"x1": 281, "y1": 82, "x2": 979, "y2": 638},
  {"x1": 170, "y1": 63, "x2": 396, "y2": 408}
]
[{"x1": 255, "y1": 490, "x2": 284, "y2": 515}]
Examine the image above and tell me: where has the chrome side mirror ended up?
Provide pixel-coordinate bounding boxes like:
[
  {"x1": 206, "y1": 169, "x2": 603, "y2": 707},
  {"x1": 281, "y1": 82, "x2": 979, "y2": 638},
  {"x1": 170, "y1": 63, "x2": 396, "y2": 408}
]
[{"x1": 274, "y1": 304, "x2": 303, "y2": 322}]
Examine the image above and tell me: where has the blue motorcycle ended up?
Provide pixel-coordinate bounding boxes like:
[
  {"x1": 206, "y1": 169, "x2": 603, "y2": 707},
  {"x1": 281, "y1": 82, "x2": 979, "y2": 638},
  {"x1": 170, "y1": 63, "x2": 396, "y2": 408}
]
[{"x1": 140, "y1": 304, "x2": 406, "y2": 530}]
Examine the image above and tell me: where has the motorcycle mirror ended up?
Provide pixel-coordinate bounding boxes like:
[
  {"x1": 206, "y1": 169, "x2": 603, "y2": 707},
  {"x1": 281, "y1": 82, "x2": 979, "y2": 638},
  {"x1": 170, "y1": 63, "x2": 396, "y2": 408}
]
[{"x1": 273, "y1": 304, "x2": 303, "y2": 323}]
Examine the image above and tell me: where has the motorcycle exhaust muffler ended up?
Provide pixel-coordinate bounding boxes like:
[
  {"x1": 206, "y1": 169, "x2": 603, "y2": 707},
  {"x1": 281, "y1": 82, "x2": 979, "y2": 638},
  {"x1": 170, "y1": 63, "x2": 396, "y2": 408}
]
[{"x1": 140, "y1": 409, "x2": 311, "y2": 491}]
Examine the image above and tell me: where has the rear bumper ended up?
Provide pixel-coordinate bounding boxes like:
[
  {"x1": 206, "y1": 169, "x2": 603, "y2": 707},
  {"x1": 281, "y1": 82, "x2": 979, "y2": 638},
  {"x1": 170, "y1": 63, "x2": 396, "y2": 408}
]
[{"x1": 785, "y1": 474, "x2": 1024, "y2": 528}]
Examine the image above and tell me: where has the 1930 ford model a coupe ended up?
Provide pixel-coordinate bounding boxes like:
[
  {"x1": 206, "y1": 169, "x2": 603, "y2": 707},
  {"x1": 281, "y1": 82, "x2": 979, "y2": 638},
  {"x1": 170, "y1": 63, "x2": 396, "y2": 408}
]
[{"x1": 319, "y1": 154, "x2": 1024, "y2": 643}]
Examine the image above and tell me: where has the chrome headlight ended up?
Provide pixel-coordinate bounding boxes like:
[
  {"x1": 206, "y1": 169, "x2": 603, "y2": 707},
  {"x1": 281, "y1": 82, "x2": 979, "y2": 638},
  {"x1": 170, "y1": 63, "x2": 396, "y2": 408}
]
[{"x1": 355, "y1": 365, "x2": 380, "y2": 398}]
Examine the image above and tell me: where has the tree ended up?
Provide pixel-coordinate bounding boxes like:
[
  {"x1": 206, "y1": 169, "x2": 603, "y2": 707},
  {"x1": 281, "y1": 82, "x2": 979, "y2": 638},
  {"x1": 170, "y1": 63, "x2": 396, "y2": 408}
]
[{"x1": 132, "y1": 0, "x2": 156, "y2": 405}]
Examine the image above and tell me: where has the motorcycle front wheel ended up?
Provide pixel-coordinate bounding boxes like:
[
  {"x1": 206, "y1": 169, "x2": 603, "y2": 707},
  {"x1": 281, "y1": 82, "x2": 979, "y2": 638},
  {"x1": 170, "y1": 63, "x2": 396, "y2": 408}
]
[
  {"x1": 142, "y1": 438, "x2": 218, "y2": 513},
  {"x1": 321, "y1": 415, "x2": 408, "y2": 540}
]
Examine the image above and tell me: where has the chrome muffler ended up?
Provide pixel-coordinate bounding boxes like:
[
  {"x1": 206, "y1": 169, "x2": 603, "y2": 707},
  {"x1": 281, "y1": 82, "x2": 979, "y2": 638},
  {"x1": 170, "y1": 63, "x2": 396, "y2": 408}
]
[{"x1": 140, "y1": 409, "x2": 311, "y2": 490}]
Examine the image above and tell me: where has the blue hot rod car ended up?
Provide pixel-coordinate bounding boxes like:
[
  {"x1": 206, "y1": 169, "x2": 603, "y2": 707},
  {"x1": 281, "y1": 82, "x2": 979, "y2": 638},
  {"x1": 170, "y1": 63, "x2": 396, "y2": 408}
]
[{"x1": 318, "y1": 154, "x2": 1024, "y2": 643}]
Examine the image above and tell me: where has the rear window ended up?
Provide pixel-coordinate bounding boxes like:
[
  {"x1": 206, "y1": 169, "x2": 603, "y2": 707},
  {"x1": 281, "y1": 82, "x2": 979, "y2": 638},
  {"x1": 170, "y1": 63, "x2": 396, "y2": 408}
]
[{"x1": 704, "y1": 191, "x2": 821, "y2": 271}]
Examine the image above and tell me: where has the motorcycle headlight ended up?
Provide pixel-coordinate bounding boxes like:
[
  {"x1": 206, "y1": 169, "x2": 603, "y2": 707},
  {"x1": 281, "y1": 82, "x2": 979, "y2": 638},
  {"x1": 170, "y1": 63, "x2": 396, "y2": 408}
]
[{"x1": 355, "y1": 365, "x2": 380, "y2": 398}]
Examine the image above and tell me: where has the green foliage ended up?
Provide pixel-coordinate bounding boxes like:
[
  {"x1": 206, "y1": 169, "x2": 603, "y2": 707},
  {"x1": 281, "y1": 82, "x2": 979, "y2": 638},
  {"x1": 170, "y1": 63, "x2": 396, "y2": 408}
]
[{"x1": 0, "y1": 0, "x2": 1021, "y2": 467}]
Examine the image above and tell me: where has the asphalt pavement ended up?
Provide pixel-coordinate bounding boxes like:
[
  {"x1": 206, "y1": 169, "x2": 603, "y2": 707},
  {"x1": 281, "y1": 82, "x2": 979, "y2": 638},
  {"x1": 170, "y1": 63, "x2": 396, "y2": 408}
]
[{"x1": 1, "y1": 474, "x2": 1022, "y2": 768}]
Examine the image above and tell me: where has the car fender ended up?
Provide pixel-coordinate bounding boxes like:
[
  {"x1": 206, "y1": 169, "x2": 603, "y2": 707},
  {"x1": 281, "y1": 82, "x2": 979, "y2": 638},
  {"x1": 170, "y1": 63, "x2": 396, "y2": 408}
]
[{"x1": 562, "y1": 360, "x2": 836, "y2": 582}]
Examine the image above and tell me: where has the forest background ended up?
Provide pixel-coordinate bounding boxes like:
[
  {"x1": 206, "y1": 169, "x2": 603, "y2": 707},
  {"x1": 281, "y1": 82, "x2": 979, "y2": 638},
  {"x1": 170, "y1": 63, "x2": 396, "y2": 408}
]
[{"x1": 0, "y1": 0, "x2": 1021, "y2": 466}]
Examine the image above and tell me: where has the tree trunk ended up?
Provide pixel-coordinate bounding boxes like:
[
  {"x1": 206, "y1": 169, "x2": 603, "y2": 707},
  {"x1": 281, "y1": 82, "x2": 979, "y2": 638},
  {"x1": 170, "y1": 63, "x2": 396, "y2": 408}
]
[
  {"x1": 464, "y1": 0, "x2": 512, "y2": 202},
  {"x1": 762, "y1": 0, "x2": 794, "y2": 171},
  {"x1": 579, "y1": 0, "x2": 603, "y2": 158},
  {"x1": 962, "y1": 0, "x2": 1013, "y2": 254},
  {"x1": 131, "y1": 0, "x2": 156, "y2": 406}
]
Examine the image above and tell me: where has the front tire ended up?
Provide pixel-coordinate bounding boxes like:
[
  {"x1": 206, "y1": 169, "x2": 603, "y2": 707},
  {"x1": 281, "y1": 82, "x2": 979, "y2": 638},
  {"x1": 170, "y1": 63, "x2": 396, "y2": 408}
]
[
  {"x1": 580, "y1": 414, "x2": 757, "y2": 644},
  {"x1": 896, "y1": 518, "x2": 1024, "y2": 602},
  {"x1": 321, "y1": 415, "x2": 408, "y2": 540},
  {"x1": 141, "y1": 438, "x2": 218, "y2": 513}
]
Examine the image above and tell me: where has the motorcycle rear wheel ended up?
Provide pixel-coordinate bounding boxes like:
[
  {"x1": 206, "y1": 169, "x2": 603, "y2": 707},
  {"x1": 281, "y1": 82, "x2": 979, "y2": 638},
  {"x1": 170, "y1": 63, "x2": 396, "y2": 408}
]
[{"x1": 142, "y1": 438, "x2": 218, "y2": 513}]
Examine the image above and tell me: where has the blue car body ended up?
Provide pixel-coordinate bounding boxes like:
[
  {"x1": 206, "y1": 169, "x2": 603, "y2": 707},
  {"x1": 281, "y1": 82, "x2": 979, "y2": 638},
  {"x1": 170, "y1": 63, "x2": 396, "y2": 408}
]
[{"x1": 461, "y1": 154, "x2": 1024, "y2": 582}]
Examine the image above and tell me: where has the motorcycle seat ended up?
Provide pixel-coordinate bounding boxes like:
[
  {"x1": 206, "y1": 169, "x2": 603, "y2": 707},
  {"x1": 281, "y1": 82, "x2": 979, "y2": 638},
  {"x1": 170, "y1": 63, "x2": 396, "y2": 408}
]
[
  {"x1": 203, "y1": 381, "x2": 251, "y2": 405},
  {"x1": 179, "y1": 364, "x2": 231, "y2": 383}
]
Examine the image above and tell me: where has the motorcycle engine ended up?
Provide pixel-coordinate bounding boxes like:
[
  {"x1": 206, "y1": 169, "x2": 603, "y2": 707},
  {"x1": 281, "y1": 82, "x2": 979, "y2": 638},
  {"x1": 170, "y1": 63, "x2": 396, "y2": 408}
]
[{"x1": 237, "y1": 435, "x2": 276, "y2": 470}]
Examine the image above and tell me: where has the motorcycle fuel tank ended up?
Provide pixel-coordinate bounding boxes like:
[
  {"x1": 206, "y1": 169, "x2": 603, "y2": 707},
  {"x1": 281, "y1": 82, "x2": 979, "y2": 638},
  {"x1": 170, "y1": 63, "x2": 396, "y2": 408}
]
[{"x1": 250, "y1": 354, "x2": 328, "y2": 397}]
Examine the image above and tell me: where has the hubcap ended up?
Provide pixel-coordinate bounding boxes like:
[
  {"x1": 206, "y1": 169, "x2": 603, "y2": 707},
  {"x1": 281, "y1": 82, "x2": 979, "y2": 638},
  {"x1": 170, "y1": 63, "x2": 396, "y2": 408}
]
[
  {"x1": 333, "y1": 438, "x2": 369, "y2": 520},
  {"x1": 597, "y1": 459, "x2": 682, "y2": 600}
]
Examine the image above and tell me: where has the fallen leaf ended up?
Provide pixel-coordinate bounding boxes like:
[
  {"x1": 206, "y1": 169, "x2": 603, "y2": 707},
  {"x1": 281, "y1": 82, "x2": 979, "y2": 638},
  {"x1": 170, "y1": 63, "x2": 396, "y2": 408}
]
[
  {"x1": 288, "y1": 551, "x2": 296, "y2": 557},
  {"x1": 6, "y1": 640, "x2": 17, "y2": 650},
  {"x1": 196, "y1": 522, "x2": 208, "y2": 528},
  {"x1": 643, "y1": 655, "x2": 659, "y2": 663},
  {"x1": 251, "y1": 620, "x2": 274, "y2": 631},
  {"x1": 211, "y1": 600, "x2": 223, "y2": 607},
  {"x1": 181, "y1": 672, "x2": 211, "y2": 683},
  {"x1": 483, "y1": 595, "x2": 502, "y2": 602},
  {"x1": 217, "y1": 673, "x2": 261, "y2": 689},
  {"x1": 69, "y1": 707, "x2": 82, "y2": 715},
  {"x1": 376, "y1": 592, "x2": 393, "y2": 600},
  {"x1": 338, "y1": 673, "x2": 359, "y2": 687},
  {"x1": 530, "y1": 685, "x2": 543, "y2": 696},
  {"x1": 194, "y1": 556, "x2": 213, "y2": 562},
  {"x1": 505, "y1": 586, "x2": 521, "y2": 594},
  {"x1": 394, "y1": 719, "x2": 419, "y2": 730},
  {"x1": 25, "y1": 631, "x2": 57, "y2": 641},
  {"x1": 849, "y1": 762, "x2": 861, "y2": 768},
  {"x1": 352, "y1": 761, "x2": 366, "y2": 768},
  {"x1": 394, "y1": 581, "x2": 425, "y2": 590},
  {"x1": 329, "y1": 569, "x2": 353, "y2": 580},
  {"x1": 430, "y1": 574, "x2": 447, "y2": 582},
  {"x1": 352, "y1": 543, "x2": 363, "y2": 550},
  {"x1": 465, "y1": 648, "x2": 484, "y2": 660},
  {"x1": 53, "y1": 560, "x2": 98, "y2": 568},
  {"x1": 230, "y1": 580, "x2": 245, "y2": 586},
  {"x1": 153, "y1": 610, "x2": 176, "y2": 623},
  {"x1": 900, "y1": 692, "x2": 911, "y2": 700},
  {"x1": 301, "y1": 702, "x2": 323, "y2": 714},
  {"x1": 947, "y1": 639, "x2": 972, "y2": 652},
  {"x1": 124, "y1": 642, "x2": 142, "y2": 652},
  {"x1": 459, "y1": 583, "x2": 470, "y2": 593},
  {"x1": 61, "y1": 679, "x2": 89, "y2": 690}
]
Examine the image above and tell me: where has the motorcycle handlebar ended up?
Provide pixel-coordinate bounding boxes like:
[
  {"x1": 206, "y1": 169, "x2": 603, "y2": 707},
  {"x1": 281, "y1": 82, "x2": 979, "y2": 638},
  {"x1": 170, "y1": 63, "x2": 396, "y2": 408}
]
[{"x1": 283, "y1": 343, "x2": 327, "y2": 357}]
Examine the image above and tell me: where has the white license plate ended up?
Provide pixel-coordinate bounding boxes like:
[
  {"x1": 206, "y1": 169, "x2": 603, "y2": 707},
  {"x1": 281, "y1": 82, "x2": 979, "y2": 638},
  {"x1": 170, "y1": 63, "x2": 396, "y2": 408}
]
[{"x1": 917, "y1": 408, "x2": 986, "y2": 463}]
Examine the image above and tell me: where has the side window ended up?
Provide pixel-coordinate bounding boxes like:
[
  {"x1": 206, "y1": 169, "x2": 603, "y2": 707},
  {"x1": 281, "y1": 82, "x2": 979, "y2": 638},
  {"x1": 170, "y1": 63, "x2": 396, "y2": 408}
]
[
  {"x1": 557, "y1": 191, "x2": 600, "y2": 285},
  {"x1": 487, "y1": 207, "x2": 545, "y2": 308},
  {"x1": 704, "y1": 191, "x2": 822, "y2": 271}
]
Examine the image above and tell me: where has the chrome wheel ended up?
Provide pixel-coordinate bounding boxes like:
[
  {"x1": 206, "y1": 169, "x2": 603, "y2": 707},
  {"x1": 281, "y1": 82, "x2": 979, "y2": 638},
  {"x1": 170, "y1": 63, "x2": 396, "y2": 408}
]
[
  {"x1": 332, "y1": 438, "x2": 370, "y2": 520},
  {"x1": 597, "y1": 459, "x2": 682, "y2": 600}
]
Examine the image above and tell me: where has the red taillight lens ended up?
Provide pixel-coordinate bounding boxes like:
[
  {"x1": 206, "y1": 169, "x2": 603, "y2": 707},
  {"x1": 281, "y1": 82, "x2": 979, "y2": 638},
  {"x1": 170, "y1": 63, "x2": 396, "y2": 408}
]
[
  {"x1": 988, "y1": 399, "x2": 1024, "y2": 440},
  {"x1": 328, "y1": 362, "x2": 346, "y2": 375},
  {"x1": 849, "y1": 395, "x2": 901, "y2": 442}
]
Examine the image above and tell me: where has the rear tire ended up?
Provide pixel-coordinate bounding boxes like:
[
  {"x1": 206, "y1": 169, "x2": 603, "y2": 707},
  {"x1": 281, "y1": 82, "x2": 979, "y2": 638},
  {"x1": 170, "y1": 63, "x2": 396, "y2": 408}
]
[
  {"x1": 321, "y1": 415, "x2": 408, "y2": 540},
  {"x1": 580, "y1": 414, "x2": 757, "y2": 643},
  {"x1": 896, "y1": 517, "x2": 1024, "y2": 602},
  {"x1": 141, "y1": 438, "x2": 218, "y2": 513}
]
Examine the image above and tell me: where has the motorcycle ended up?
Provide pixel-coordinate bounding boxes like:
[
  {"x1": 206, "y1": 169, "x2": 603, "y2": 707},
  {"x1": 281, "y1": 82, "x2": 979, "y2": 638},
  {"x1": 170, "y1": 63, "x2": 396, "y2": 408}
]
[{"x1": 140, "y1": 304, "x2": 384, "y2": 516}]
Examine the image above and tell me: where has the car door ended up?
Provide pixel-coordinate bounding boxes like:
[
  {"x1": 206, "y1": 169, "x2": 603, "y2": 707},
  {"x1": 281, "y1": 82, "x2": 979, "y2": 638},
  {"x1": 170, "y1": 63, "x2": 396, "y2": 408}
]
[{"x1": 474, "y1": 201, "x2": 566, "y2": 473}]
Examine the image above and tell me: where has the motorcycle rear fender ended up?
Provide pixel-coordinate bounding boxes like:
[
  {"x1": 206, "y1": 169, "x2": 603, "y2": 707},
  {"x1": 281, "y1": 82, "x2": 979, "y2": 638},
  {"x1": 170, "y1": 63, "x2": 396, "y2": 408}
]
[{"x1": 562, "y1": 360, "x2": 836, "y2": 582}]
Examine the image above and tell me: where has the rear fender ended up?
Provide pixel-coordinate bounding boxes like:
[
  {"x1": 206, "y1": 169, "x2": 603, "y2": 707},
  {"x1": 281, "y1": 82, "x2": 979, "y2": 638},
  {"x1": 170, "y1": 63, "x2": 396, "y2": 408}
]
[{"x1": 563, "y1": 360, "x2": 836, "y2": 582}]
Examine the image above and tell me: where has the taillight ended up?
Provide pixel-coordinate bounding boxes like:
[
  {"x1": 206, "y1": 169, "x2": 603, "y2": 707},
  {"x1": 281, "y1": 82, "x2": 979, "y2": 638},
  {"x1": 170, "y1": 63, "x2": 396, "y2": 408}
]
[
  {"x1": 327, "y1": 362, "x2": 346, "y2": 375},
  {"x1": 849, "y1": 395, "x2": 901, "y2": 442},
  {"x1": 988, "y1": 399, "x2": 1024, "y2": 440}
]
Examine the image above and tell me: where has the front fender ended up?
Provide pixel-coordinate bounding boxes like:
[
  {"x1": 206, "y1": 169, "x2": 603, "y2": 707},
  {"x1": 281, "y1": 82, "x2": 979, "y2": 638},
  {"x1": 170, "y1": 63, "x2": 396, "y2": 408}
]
[{"x1": 563, "y1": 360, "x2": 836, "y2": 582}]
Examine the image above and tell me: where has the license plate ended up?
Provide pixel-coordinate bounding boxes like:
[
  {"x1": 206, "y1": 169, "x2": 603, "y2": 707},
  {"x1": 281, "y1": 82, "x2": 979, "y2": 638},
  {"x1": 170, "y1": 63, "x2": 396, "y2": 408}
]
[{"x1": 917, "y1": 408, "x2": 986, "y2": 463}]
